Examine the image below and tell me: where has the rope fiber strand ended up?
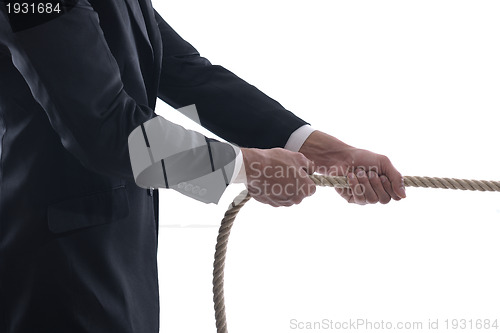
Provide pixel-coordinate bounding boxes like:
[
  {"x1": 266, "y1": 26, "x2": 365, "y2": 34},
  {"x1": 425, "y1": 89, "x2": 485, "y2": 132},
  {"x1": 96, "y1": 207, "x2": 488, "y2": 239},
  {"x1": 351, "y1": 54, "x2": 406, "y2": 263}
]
[{"x1": 212, "y1": 174, "x2": 500, "y2": 333}]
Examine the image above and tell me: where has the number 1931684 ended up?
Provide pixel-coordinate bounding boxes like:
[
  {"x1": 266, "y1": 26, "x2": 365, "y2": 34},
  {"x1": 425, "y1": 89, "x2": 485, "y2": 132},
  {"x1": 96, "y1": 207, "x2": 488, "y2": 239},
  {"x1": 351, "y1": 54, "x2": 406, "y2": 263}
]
[{"x1": 6, "y1": 2, "x2": 61, "y2": 14}]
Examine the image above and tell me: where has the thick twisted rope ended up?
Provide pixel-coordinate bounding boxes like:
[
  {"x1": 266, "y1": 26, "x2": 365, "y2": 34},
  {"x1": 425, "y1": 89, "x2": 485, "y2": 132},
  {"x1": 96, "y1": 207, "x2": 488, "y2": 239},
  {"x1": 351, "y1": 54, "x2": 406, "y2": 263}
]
[{"x1": 212, "y1": 175, "x2": 500, "y2": 333}]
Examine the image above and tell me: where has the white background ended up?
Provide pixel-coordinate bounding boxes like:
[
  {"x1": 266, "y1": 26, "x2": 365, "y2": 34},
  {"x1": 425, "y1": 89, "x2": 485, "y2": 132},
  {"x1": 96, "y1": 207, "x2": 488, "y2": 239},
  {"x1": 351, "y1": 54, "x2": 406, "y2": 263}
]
[{"x1": 151, "y1": 1, "x2": 500, "y2": 332}]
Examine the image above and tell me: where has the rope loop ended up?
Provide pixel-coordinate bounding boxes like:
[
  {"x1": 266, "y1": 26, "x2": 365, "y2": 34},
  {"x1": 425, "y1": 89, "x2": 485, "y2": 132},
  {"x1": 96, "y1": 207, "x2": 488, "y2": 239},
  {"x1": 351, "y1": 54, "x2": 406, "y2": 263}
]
[{"x1": 213, "y1": 175, "x2": 500, "y2": 332}]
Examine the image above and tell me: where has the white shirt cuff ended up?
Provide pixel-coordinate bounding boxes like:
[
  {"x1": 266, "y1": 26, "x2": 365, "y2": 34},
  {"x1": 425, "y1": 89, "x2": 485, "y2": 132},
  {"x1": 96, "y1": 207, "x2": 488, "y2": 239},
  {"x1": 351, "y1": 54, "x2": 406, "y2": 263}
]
[
  {"x1": 284, "y1": 125, "x2": 316, "y2": 152},
  {"x1": 229, "y1": 145, "x2": 244, "y2": 184},
  {"x1": 229, "y1": 125, "x2": 315, "y2": 185}
]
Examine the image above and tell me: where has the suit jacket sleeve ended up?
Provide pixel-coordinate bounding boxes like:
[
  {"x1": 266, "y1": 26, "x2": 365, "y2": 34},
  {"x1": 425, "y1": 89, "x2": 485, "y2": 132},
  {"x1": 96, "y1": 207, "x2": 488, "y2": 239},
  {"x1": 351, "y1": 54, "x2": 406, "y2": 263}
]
[
  {"x1": 0, "y1": 1, "x2": 238, "y2": 193},
  {"x1": 154, "y1": 10, "x2": 309, "y2": 149}
]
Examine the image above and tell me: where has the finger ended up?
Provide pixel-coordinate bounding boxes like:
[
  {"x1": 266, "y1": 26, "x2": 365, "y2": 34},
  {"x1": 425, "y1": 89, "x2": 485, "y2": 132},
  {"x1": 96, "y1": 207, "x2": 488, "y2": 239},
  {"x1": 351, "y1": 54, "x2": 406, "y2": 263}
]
[
  {"x1": 284, "y1": 183, "x2": 315, "y2": 206},
  {"x1": 282, "y1": 186, "x2": 312, "y2": 206},
  {"x1": 381, "y1": 157, "x2": 406, "y2": 198},
  {"x1": 380, "y1": 175, "x2": 400, "y2": 201},
  {"x1": 335, "y1": 187, "x2": 353, "y2": 203},
  {"x1": 276, "y1": 200, "x2": 294, "y2": 207},
  {"x1": 251, "y1": 194, "x2": 278, "y2": 207},
  {"x1": 368, "y1": 171, "x2": 391, "y2": 204},
  {"x1": 356, "y1": 169, "x2": 378, "y2": 204},
  {"x1": 263, "y1": 195, "x2": 288, "y2": 207},
  {"x1": 291, "y1": 196, "x2": 304, "y2": 205},
  {"x1": 347, "y1": 172, "x2": 366, "y2": 205},
  {"x1": 247, "y1": 183, "x2": 281, "y2": 206}
]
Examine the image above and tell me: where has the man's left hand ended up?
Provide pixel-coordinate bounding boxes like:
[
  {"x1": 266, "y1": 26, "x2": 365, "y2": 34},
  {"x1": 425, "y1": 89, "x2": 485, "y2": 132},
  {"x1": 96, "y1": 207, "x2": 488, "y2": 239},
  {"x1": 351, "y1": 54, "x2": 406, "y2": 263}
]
[{"x1": 299, "y1": 130, "x2": 406, "y2": 205}]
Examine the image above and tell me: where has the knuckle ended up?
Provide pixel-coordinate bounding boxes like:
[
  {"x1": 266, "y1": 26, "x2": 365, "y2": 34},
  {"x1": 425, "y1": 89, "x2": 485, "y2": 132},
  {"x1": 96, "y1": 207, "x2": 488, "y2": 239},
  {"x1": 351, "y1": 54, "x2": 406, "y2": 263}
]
[
  {"x1": 368, "y1": 171, "x2": 379, "y2": 180},
  {"x1": 294, "y1": 151, "x2": 305, "y2": 159},
  {"x1": 357, "y1": 170, "x2": 367, "y2": 178}
]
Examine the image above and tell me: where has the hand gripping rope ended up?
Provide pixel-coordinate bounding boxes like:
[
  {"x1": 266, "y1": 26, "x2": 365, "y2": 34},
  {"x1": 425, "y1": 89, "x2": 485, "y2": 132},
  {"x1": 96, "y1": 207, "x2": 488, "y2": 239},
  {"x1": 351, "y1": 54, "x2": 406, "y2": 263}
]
[{"x1": 212, "y1": 175, "x2": 500, "y2": 333}]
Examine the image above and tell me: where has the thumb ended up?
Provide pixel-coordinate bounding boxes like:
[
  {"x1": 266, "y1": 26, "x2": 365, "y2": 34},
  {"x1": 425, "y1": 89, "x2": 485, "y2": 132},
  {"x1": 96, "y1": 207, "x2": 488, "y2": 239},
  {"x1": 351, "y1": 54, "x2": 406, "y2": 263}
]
[
  {"x1": 383, "y1": 159, "x2": 406, "y2": 199},
  {"x1": 298, "y1": 153, "x2": 316, "y2": 175}
]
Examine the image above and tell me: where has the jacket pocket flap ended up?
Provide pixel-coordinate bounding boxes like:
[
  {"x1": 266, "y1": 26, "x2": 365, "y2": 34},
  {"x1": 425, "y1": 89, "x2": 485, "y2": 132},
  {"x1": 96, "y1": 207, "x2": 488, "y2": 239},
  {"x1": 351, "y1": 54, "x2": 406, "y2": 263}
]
[{"x1": 48, "y1": 186, "x2": 129, "y2": 234}]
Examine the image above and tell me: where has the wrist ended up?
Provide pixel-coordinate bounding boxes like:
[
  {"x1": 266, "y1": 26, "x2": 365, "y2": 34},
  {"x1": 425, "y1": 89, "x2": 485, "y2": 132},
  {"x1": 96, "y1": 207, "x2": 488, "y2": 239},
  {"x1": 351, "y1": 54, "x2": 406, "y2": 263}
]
[
  {"x1": 239, "y1": 147, "x2": 268, "y2": 184},
  {"x1": 299, "y1": 130, "x2": 354, "y2": 167}
]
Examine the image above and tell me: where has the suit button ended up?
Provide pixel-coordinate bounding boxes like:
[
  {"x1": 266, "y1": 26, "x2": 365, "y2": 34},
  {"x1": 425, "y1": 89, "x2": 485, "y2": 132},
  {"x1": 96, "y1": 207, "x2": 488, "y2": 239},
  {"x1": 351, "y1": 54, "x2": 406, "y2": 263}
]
[{"x1": 199, "y1": 188, "x2": 207, "y2": 196}]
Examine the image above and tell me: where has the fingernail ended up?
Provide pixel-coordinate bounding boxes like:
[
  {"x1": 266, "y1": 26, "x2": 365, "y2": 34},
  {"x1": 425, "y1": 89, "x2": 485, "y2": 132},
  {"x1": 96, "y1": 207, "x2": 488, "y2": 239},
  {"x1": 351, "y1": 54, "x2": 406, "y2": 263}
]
[
  {"x1": 357, "y1": 170, "x2": 365, "y2": 178},
  {"x1": 348, "y1": 173, "x2": 355, "y2": 179},
  {"x1": 368, "y1": 171, "x2": 376, "y2": 179},
  {"x1": 400, "y1": 186, "x2": 406, "y2": 198}
]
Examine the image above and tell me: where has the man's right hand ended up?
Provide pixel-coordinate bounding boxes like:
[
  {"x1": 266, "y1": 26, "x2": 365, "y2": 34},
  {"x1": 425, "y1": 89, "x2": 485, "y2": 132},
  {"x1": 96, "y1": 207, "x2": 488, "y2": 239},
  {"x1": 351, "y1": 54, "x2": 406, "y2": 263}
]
[{"x1": 239, "y1": 148, "x2": 316, "y2": 207}]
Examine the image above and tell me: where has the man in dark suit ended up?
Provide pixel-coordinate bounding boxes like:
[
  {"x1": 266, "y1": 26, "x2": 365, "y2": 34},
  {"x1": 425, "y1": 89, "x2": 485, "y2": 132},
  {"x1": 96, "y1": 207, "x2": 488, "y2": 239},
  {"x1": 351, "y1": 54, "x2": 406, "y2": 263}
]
[{"x1": 0, "y1": 1, "x2": 405, "y2": 332}]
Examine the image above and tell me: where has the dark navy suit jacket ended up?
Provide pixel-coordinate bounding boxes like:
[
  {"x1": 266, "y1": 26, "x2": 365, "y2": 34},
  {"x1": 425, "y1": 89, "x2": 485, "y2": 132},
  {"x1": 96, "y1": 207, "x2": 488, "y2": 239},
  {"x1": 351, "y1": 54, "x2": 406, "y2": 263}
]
[{"x1": 0, "y1": 1, "x2": 306, "y2": 331}]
